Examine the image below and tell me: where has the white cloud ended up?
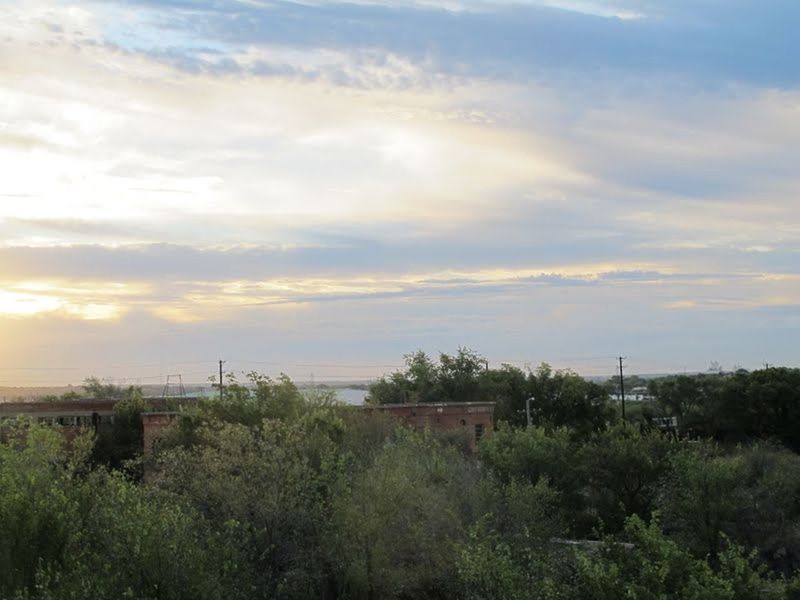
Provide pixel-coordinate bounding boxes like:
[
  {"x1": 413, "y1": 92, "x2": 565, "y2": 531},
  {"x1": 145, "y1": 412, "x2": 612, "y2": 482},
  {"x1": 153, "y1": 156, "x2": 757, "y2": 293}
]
[
  {"x1": 284, "y1": 0, "x2": 646, "y2": 19},
  {"x1": 0, "y1": 0, "x2": 798, "y2": 378}
]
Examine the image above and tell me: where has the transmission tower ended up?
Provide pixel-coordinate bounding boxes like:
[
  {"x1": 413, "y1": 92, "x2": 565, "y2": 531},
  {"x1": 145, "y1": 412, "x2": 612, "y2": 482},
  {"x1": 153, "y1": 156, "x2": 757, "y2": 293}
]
[{"x1": 162, "y1": 374, "x2": 186, "y2": 399}]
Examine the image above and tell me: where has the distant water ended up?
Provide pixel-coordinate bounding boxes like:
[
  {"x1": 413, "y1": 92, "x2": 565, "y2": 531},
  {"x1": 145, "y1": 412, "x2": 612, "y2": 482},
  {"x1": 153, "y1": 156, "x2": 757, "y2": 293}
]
[
  {"x1": 169, "y1": 386, "x2": 368, "y2": 405},
  {"x1": 335, "y1": 388, "x2": 368, "y2": 406}
]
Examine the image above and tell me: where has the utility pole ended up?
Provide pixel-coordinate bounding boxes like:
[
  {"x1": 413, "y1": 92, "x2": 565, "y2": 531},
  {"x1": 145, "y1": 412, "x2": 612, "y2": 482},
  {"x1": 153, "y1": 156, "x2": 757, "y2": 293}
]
[
  {"x1": 219, "y1": 359, "x2": 225, "y2": 400},
  {"x1": 618, "y1": 356, "x2": 626, "y2": 422}
]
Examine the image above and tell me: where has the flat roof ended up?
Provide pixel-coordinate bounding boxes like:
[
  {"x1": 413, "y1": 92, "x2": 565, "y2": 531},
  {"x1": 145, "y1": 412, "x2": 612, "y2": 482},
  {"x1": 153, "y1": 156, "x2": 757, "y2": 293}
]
[
  {"x1": 362, "y1": 401, "x2": 495, "y2": 409},
  {"x1": 0, "y1": 400, "x2": 117, "y2": 413}
]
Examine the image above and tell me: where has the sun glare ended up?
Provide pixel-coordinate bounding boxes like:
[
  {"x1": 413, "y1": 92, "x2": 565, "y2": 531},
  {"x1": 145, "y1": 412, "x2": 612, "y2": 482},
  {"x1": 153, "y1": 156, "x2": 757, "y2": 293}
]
[
  {"x1": 0, "y1": 290, "x2": 62, "y2": 316},
  {"x1": 0, "y1": 289, "x2": 122, "y2": 320}
]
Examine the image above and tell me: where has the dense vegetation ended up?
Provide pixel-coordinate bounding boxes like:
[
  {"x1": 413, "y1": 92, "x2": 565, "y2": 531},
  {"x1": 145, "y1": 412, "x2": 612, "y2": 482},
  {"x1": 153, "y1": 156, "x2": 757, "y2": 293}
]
[
  {"x1": 3, "y1": 353, "x2": 800, "y2": 598},
  {"x1": 370, "y1": 349, "x2": 800, "y2": 449},
  {"x1": 644, "y1": 368, "x2": 800, "y2": 449},
  {"x1": 368, "y1": 349, "x2": 613, "y2": 433}
]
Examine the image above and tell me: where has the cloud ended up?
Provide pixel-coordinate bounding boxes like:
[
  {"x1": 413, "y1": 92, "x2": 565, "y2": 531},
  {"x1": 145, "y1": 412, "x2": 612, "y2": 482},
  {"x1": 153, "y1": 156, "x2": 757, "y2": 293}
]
[
  {"x1": 1, "y1": 263, "x2": 797, "y2": 384},
  {"x1": 82, "y1": 0, "x2": 800, "y2": 88},
  {"x1": 1, "y1": 0, "x2": 799, "y2": 377}
]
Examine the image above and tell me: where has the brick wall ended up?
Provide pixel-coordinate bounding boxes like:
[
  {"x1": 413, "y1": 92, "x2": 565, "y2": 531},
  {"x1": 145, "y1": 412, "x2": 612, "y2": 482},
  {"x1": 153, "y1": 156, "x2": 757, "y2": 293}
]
[
  {"x1": 361, "y1": 402, "x2": 495, "y2": 448},
  {"x1": 140, "y1": 402, "x2": 496, "y2": 455},
  {"x1": 0, "y1": 398, "x2": 193, "y2": 446},
  {"x1": 141, "y1": 412, "x2": 180, "y2": 455},
  {"x1": 2, "y1": 399, "x2": 495, "y2": 453}
]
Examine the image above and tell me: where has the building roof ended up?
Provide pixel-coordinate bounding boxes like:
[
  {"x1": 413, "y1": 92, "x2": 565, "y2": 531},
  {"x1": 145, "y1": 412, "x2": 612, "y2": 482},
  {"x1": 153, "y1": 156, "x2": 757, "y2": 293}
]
[{"x1": 362, "y1": 401, "x2": 495, "y2": 409}]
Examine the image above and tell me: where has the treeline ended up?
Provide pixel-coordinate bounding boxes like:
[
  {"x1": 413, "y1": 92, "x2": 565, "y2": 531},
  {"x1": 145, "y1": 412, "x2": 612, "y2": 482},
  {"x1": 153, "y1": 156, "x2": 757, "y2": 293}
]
[
  {"x1": 3, "y1": 356, "x2": 800, "y2": 598},
  {"x1": 368, "y1": 349, "x2": 613, "y2": 433},
  {"x1": 645, "y1": 368, "x2": 800, "y2": 449},
  {"x1": 38, "y1": 377, "x2": 143, "y2": 403},
  {"x1": 369, "y1": 349, "x2": 800, "y2": 448}
]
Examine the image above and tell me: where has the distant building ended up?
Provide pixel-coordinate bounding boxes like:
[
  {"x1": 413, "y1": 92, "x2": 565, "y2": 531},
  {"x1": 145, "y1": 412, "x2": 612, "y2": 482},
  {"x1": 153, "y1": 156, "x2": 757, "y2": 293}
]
[
  {"x1": 2, "y1": 398, "x2": 495, "y2": 454},
  {"x1": 361, "y1": 402, "x2": 495, "y2": 449},
  {"x1": 611, "y1": 386, "x2": 654, "y2": 403},
  {"x1": 141, "y1": 412, "x2": 181, "y2": 454},
  {"x1": 141, "y1": 401, "x2": 496, "y2": 456},
  {"x1": 0, "y1": 398, "x2": 187, "y2": 444},
  {"x1": 0, "y1": 399, "x2": 117, "y2": 443}
]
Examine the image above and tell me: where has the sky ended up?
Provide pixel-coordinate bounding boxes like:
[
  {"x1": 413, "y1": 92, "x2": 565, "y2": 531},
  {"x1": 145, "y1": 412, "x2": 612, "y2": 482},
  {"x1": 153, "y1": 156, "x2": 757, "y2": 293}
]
[{"x1": 0, "y1": 0, "x2": 798, "y2": 385}]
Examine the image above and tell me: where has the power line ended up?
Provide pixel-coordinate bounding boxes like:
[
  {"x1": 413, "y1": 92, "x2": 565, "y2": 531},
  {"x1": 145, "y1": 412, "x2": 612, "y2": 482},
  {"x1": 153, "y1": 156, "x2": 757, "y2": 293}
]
[
  {"x1": 104, "y1": 359, "x2": 217, "y2": 368},
  {"x1": 228, "y1": 359, "x2": 403, "y2": 369},
  {"x1": 0, "y1": 367, "x2": 81, "y2": 371},
  {"x1": 547, "y1": 355, "x2": 620, "y2": 363},
  {"x1": 0, "y1": 360, "x2": 217, "y2": 371}
]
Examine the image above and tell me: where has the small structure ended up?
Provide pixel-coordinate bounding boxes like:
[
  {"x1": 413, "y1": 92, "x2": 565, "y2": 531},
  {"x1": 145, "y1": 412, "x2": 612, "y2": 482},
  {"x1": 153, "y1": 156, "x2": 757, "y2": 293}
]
[
  {"x1": 2, "y1": 398, "x2": 495, "y2": 455},
  {"x1": 139, "y1": 402, "x2": 496, "y2": 456},
  {"x1": 141, "y1": 412, "x2": 181, "y2": 454},
  {"x1": 0, "y1": 398, "x2": 192, "y2": 445},
  {"x1": 650, "y1": 415, "x2": 680, "y2": 438},
  {"x1": 361, "y1": 402, "x2": 495, "y2": 449},
  {"x1": 0, "y1": 399, "x2": 117, "y2": 443}
]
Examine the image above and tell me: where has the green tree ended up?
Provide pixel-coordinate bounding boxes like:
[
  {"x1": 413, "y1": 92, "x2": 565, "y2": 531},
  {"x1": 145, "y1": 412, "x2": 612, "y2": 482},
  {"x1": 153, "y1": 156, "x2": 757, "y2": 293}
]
[
  {"x1": 567, "y1": 515, "x2": 791, "y2": 600},
  {"x1": 92, "y1": 387, "x2": 148, "y2": 472},
  {"x1": 0, "y1": 421, "x2": 86, "y2": 596},
  {"x1": 569, "y1": 516, "x2": 732, "y2": 599},
  {"x1": 658, "y1": 444, "x2": 746, "y2": 561},
  {"x1": 647, "y1": 368, "x2": 800, "y2": 448},
  {"x1": 457, "y1": 521, "x2": 529, "y2": 600},
  {"x1": 83, "y1": 376, "x2": 140, "y2": 400},
  {"x1": 480, "y1": 364, "x2": 530, "y2": 427},
  {"x1": 367, "y1": 348, "x2": 485, "y2": 405},
  {"x1": 435, "y1": 347, "x2": 488, "y2": 403},
  {"x1": 330, "y1": 428, "x2": 478, "y2": 599},
  {"x1": 0, "y1": 421, "x2": 224, "y2": 600},
  {"x1": 153, "y1": 417, "x2": 342, "y2": 598},
  {"x1": 479, "y1": 425, "x2": 589, "y2": 534},
  {"x1": 580, "y1": 424, "x2": 679, "y2": 532},
  {"x1": 527, "y1": 363, "x2": 615, "y2": 435},
  {"x1": 660, "y1": 442, "x2": 800, "y2": 573},
  {"x1": 404, "y1": 350, "x2": 440, "y2": 403}
]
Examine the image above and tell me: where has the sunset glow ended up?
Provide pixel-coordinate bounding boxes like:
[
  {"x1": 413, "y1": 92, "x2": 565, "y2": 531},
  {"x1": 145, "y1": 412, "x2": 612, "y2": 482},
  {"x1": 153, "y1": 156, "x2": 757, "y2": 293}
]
[{"x1": 1, "y1": 0, "x2": 798, "y2": 384}]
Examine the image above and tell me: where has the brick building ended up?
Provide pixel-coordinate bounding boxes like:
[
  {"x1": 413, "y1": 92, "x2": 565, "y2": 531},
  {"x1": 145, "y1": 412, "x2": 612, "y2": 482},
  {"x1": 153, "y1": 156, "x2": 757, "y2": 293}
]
[
  {"x1": 0, "y1": 398, "x2": 187, "y2": 444},
  {"x1": 0, "y1": 399, "x2": 117, "y2": 443},
  {"x1": 141, "y1": 412, "x2": 180, "y2": 454},
  {"x1": 1, "y1": 398, "x2": 495, "y2": 453},
  {"x1": 359, "y1": 401, "x2": 495, "y2": 448},
  {"x1": 141, "y1": 401, "x2": 495, "y2": 455}
]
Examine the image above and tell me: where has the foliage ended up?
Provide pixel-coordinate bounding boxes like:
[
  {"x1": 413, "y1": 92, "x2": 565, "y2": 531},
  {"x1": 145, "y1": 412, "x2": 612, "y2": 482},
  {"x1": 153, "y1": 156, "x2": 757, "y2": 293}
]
[
  {"x1": 368, "y1": 349, "x2": 615, "y2": 434},
  {"x1": 0, "y1": 421, "x2": 224, "y2": 600},
  {"x1": 568, "y1": 515, "x2": 733, "y2": 599},
  {"x1": 7, "y1": 360, "x2": 800, "y2": 599},
  {"x1": 457, "y1": 521, "x2": 530, "y2": 600},
  {"x1": 0, "y1": 422, "x2": 85, "y2": 596},
  {"x1": 367, "y1": 348, "x2": 486, "y2": 405},
  {"x1": 659, "y1": 442, "x2": 800, "y2": 572},
  {"x1": 330, "y1": 428, "x2": 478, "y2": 599},
  {"x1": 648, "y1": 368, "x2": 800, "y2": 449},
  {"x1": 82, "y1": 377, "x2": 141, "y2": 401},
  {"x1": 479, "y1": 424, "x2": 589, "y2": 534},
  {"x1": 565, "y1": 515, "x2": 795, "y2": 600},
  {"x1": 91, "y1": 387, "x2": 149, "y2": 473},
  {"x1": 153, "y1": 419, "x2": 339, "y2": 598},
  {"x1": 526, "y1": 363, "x2": 615, "y2": 434},
  {"x1": 579, "y1": 424, "x2": 679, "y2": 532}
]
